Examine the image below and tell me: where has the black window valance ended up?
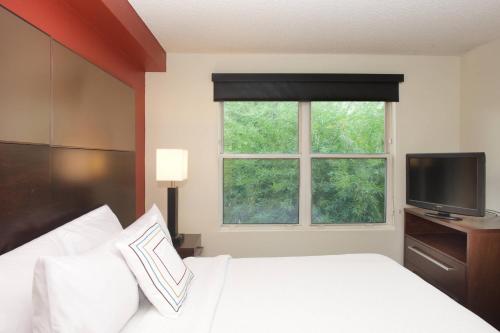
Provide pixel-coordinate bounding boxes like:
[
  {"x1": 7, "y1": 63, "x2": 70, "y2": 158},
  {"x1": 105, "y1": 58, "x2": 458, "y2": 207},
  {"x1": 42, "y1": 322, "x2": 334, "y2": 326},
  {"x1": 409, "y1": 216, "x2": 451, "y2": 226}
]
[{"x1": 212, "y1": 73, "x2": 404, "y2": 102}]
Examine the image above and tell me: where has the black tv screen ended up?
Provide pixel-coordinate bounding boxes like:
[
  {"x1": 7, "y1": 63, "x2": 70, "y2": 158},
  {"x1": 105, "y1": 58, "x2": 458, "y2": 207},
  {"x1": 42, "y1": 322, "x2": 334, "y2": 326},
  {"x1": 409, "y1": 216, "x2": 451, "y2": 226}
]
[{"x1": 406, "y1": 153, "x2": 485, "y2": 217}]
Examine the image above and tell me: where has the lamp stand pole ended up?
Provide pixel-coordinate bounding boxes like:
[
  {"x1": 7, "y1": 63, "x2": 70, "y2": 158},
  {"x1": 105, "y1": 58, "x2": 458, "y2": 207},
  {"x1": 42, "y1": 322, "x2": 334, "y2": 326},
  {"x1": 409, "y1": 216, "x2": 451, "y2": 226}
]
[{"x1": 167, "y1": 186, "x2": 184, "y2": 245}]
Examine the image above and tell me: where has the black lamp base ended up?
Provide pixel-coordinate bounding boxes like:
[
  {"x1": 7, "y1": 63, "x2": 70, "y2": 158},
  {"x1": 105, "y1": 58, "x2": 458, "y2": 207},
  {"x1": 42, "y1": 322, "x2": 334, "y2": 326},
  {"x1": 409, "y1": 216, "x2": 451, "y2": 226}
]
[{"x1": 167, "y1": 187, "x2": 184, "y2": 244}]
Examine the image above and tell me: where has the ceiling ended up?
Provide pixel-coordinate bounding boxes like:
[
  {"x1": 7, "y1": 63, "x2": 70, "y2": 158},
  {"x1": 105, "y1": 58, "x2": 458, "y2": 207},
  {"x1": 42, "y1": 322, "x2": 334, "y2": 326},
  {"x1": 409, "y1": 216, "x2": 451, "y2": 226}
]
[{"x1": 129, "y1": 0, "x2": 500, "y2": 55}]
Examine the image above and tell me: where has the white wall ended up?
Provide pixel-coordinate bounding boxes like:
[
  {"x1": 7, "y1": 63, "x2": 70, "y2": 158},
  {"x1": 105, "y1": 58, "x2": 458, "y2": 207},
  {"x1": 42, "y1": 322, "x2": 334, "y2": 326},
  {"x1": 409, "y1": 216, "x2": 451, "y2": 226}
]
[
  {"x1": 146, "y1": 53, "x2": 460, "y2": 262},
  {"x1": 461, "y1": 39, "x2": 500, "y2": 211}
]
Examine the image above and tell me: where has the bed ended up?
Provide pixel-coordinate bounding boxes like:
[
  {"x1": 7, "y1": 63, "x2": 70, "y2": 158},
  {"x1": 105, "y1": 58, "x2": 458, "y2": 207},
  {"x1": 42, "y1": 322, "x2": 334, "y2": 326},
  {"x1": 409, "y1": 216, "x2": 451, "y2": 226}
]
[
  {"x1": 0, "y1": 205, "x2": 497, "y2": 333},
  {"x1": 122, "y1": 254, "x2": 497, "y2": 333}
]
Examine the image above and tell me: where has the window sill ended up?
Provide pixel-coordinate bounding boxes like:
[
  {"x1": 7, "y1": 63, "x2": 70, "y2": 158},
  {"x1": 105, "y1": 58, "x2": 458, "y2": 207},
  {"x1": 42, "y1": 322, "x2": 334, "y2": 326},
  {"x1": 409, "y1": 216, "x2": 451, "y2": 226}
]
[{"x1": 219, "y1": 223, "x2": 396, "y2": 233}]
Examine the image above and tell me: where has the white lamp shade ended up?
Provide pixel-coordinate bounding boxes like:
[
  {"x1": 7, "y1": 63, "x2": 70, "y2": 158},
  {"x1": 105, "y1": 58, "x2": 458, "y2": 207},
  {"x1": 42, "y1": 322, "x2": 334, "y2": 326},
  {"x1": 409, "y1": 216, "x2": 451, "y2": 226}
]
[{"x1": 156, "y1": 149, "x2": 188, "y2": 181}]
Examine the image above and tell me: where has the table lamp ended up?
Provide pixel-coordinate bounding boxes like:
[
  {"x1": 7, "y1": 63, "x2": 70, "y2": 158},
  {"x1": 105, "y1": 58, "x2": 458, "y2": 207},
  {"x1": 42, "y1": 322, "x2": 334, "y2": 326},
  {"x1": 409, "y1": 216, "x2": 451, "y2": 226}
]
[{"x1": 156, "y1": 149, "x2": 188, "y2": 244}]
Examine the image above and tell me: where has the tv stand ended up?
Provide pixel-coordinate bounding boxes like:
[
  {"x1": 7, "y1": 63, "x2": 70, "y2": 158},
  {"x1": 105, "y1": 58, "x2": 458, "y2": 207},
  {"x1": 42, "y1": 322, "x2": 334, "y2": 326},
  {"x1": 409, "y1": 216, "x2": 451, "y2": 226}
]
[
  {"x1": 404, "y1": 207, "x2": 500, "y2": 329},
  {"x1": 424, "y1": 211, "x2": 462, "y2": 221}
]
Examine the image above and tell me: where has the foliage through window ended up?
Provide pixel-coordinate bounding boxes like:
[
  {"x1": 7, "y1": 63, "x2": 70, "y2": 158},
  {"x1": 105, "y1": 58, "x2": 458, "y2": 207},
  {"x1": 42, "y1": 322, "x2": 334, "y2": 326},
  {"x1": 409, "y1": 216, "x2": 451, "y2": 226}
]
[
  {"x1": 223, "y1": 159, "x2": 299, "y2": 224},
  {"x1": 224, "y1": 102, "x2": 298, "y2": 154},
  {"x1": 222, "y1": 101, "x2": 390, "y2": 225}
]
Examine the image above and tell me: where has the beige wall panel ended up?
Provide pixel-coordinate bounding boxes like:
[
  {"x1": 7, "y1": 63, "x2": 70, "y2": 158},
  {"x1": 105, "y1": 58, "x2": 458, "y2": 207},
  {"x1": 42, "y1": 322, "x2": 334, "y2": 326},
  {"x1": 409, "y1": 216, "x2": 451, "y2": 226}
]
[
  {"x1": 0, "y1": 7, "x2": 51, "y2": 144},
  {"x1": 460, "y1": 38, "x2": 500, "y2": 212},
  {"x1": 52, "y1": 41, "x2": 135, "y2": 151},
  {"x1": 145, "y1": 53, "x2": 461, "y2": 262}
]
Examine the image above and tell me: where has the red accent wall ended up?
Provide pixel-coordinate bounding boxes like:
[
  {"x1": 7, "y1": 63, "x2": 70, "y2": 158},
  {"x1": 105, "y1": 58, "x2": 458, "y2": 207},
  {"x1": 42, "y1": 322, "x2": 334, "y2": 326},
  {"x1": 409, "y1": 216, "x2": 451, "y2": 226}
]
[{"x1": 1, "y1": 0, "x2": 166, "y2": 217}]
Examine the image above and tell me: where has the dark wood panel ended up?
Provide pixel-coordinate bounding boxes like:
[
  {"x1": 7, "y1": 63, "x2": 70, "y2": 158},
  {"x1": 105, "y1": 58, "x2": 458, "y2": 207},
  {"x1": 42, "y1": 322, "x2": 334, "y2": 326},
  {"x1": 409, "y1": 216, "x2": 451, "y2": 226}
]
[
  {"x1": 405, "y1": 212, "x2": 467, "y2": 262},
  {"x1": 51, "y1": 147, "x2": 136, "y2": 226},
  {"x1": 0, "y1": 143, "x2": 53, "y2": 253},
  {"x1": 408, "y1": 233, "x2": 467, "y2": 263},
  {"x1": 405, "y1": 236, "x2": 466, "y2": 303},
  {"x1": 467, "y1": 231, "x2": 500, "y2": 329},
  {"x1": 405, "y1": 212, "x2": 457, "y2": 235},
  {"x1": 0, "y1": 143, "x2": 135, "y2": 254}
]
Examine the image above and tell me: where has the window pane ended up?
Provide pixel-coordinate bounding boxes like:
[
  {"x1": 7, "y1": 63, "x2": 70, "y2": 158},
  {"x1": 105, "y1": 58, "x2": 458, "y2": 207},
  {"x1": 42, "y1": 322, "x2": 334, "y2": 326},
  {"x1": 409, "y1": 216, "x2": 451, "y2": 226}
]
[
  {"x1": 224, "y1": 102, "x2": 298, "y2": 154},
  {"x1": 223, "y1": 159, "x2": 299, "y2": 224},
  {"x1": 311, "y1": 102, "x2": 385, "y2": 154},
  {"x1": 312, "y1": 158, "x2": 386, "y2": 223}
]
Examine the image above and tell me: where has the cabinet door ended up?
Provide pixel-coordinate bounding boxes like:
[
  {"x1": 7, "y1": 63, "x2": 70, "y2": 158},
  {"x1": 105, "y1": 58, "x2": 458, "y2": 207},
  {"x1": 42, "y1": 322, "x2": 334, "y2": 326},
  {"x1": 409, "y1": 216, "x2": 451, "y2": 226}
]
[
  {"x1": 0, "y1": 7, "x2": 51, "y2": 144},
  {"x1": 52, "y1": 41, "x2": 135, "y2": 151}
]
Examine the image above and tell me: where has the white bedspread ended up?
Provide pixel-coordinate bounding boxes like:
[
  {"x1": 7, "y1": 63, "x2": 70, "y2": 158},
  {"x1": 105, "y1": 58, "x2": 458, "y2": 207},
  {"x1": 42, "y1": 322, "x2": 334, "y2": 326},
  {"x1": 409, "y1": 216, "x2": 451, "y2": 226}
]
[{"x1": 121, "y1": 254, "x2": 497, "y2": 333}]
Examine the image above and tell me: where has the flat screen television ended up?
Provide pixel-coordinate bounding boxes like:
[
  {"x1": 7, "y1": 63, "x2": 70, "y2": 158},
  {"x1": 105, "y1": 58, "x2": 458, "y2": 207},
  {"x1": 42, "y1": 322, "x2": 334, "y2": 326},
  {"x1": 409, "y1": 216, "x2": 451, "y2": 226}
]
[{"x1": 406, "y1": 153, "x2": 485, "y2": 220}]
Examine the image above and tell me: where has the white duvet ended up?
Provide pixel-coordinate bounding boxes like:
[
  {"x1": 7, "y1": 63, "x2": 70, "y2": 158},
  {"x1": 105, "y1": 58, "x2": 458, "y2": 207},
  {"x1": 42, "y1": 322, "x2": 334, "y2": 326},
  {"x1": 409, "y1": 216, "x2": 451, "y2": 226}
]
[{"x1": 121, "y1": 254, "x2": 497, "y2": 333}]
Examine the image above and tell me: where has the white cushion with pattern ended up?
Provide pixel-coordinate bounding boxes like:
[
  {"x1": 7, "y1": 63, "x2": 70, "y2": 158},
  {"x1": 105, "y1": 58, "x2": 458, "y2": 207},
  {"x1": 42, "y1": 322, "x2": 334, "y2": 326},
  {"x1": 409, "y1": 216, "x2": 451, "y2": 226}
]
[{"x1": 116, "y1": 207, "x2": 193, "y2": 317}]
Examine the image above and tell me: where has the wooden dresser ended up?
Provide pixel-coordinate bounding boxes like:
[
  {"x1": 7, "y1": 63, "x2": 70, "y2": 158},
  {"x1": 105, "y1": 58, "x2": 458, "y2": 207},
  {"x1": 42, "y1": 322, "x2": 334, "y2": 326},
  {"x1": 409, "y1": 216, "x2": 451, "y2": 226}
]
[{"x1": 404, "y1": 207, "x2": 500, "y2": 329}]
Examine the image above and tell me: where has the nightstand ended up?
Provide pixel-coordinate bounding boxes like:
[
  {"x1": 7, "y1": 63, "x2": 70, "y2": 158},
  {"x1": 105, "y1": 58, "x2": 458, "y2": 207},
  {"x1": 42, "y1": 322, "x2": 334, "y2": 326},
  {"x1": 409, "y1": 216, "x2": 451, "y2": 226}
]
[{"x1": 175, "y1": 234, "x2": 203, "y2": 258}]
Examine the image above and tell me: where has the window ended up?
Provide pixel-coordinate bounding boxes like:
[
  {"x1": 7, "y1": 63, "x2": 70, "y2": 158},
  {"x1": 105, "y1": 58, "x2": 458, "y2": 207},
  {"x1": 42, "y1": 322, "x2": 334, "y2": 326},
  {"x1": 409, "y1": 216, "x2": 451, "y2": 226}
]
[
  {"x1": 222, "y1": 102, "x2": 300, "y2": 224},
  {"x1": 220, "y1": 101, "x2": 392, "y2": 225},
  {"x1": 310, "y1": 102, "x2": 388, "y2": 224}
]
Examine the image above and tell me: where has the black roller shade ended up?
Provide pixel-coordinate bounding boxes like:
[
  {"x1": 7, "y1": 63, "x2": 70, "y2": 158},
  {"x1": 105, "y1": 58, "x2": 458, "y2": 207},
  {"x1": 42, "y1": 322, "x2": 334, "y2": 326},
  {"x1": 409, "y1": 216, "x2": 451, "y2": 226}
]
[{"x1": 212, "y1": 73, "x2": 404, "y2": 102}]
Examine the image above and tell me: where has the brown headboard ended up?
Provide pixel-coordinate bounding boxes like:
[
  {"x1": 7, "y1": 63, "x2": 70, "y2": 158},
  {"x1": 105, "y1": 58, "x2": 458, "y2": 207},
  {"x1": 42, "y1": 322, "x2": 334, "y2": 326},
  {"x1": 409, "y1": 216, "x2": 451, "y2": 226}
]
[
  {"x1": 0, "y1": 8, "x2": 136, "y2": 254},
  {"x1": 0, "y1": 144, "x2": 135, "y2": 254}
]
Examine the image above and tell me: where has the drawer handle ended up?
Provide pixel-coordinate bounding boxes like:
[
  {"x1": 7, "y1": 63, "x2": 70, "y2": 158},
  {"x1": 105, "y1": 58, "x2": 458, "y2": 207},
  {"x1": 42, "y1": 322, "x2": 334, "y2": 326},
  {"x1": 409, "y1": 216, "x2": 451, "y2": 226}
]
[{"x1": 408, "y1": 246, "x2": 455, "y2": 272}]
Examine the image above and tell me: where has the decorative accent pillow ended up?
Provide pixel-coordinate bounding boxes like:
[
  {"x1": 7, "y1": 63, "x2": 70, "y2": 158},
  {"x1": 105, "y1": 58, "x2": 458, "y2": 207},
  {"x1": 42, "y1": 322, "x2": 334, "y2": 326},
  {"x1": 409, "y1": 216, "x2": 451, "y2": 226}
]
[
  {"x1": 32, "y1": 238, "x2": 139, "y2": 333},
  {"x1": 140, "y1": 204, "x2": 172, "y2": 244},
  {"x1": 116, "y1": 211, "x2": 194, "y2": 318}
]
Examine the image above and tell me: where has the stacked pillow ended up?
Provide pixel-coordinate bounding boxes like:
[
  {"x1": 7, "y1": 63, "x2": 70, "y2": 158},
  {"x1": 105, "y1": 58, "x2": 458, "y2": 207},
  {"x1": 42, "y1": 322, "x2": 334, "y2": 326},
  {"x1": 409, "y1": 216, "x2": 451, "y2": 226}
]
[
  {"x1": 0, "y1": 205, "x2": 123, "y2": 333},
  {"x1": 32, "y1": 237, "x2": 139, "y2": 333},
  {"x1": 31, "y1": 205, "x2": 194, "y2": 333}
]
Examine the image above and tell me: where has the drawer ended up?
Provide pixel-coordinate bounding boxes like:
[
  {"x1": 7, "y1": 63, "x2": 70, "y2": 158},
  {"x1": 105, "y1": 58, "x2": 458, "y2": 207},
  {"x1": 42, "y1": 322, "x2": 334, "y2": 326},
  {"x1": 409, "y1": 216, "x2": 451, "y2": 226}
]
[{"x1": 405, "y1": 236, "x2": 466, "y2": 303}]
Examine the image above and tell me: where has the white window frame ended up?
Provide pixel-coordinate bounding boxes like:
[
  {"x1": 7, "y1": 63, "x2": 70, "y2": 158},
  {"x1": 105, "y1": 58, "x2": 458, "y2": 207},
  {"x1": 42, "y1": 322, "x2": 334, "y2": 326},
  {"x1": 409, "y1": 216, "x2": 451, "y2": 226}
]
[{"x1": 218, "y1": 102, "x2": 395, "y2": 231}]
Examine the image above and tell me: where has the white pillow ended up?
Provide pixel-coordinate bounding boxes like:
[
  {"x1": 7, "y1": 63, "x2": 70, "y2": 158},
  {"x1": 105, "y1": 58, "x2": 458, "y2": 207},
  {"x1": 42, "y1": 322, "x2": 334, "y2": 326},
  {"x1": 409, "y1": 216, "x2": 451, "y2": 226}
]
[
  {"x1": 116, "y1": 206, "x2": 194, "y2": 317},
  {"x1": 0, "y1": 205, "x2": 122, "y2": 333},
  {"x1": 53, "y1": 205, "x2": 124, "y2": 255},
  {"x1": 32, "y1": 239, "x2": 138, "y2": 333}
]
